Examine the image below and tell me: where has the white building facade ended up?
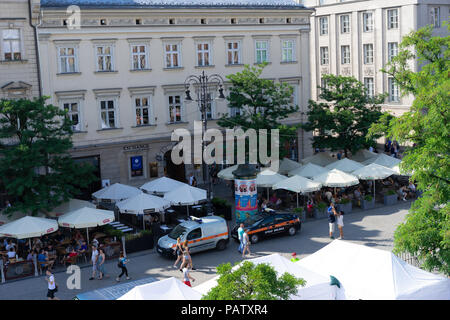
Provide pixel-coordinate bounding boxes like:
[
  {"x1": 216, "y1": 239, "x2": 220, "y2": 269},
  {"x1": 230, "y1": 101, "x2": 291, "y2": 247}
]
[
  {"x1": 303, "y1": 0, "x2": 449, "y2": 116},
  {"x1": 38, "y1": 0, "x2": 314, "y2": 190}
]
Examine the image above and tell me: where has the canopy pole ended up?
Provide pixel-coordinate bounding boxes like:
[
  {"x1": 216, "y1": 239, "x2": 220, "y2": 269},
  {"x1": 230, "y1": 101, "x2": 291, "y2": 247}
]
[
  {"x1": 187, "y1": 205, "x2": 189, "y2": 219},
  {"x1": 28, "y1": 238, "x2": 31, "y2": 250},
  {"x1": 296, "y1": 193, "x2": 299, "y2": 208},
  {"x1": 86, "y1": 227, "x2": 89, "y2": 245},
  {"x1": 374, "y1": 180, "x2": 376, "y2": 199}
]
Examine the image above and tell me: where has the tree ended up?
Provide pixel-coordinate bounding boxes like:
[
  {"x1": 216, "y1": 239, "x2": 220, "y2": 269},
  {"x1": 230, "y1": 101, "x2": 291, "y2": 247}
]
[
  {"x1": 202, "y1": 261, "x2": 306, "y2": 300},
  {"x1": 217, "y1": 63, "x2": 300, "y2": 161},
  {"x1": 303, "y1": 74, "x2": 386, "y2": 157},
  {"x1": 369, "y1": 22, "x2": 450, "y2": 275},
  {"x1": 0, "y1": 97, "x2": 97, "y2": 216}
]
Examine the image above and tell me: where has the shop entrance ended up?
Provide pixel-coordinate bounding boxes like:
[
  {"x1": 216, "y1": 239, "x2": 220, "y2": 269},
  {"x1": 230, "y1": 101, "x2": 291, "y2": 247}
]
[{"x1": 164, "y1": 151, "x2": 186, "y2": 183}]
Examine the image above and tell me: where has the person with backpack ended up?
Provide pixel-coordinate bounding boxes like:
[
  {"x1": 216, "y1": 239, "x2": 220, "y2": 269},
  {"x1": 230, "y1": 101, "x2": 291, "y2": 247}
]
[{"x1": 116, "y1": 253, "x2": 130, "y2": 282}]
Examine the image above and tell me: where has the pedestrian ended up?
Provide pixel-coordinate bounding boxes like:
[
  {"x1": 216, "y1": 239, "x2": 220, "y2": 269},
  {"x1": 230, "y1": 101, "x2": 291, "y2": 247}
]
[
  {"x1": 45, "y1": 269, "x2": 59, "y2": 300},
  {"x1": 290, "y1": 252, "x2": 300, "y2": 262},
  {"x1": 337, "y1": 211, "x2": 345, "y2": 240},
  {"x1": 116, "y1": 252, "x2": 130, "y2": 282},
  {"x1": 181, "y1": 240, "x2": 195, "y2": 270},
  {"x1": 237, "y1": 223, "x2": 245, "y2": 253},
  {"x1": 182, "y1": 266, "x2": 195, "y2": 287},
  {"x1": 97, "y1": 248, "x2": 107, "y2": 280},
  {"x1": 328, "y1": 202, "x2": 337, "y2": 239},
  {"x1": 89, "y1": 245, "x2": 98, "y2": 280},
  {"x1": 173, "y1": 237, "x2": 184, "y2": 268},
  {"x1": 242, "y1": 229, "x2": 251, "y2": 258}
]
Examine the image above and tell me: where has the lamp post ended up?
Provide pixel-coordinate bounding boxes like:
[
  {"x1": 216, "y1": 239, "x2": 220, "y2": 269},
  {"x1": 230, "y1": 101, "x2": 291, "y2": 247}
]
[{"x1": 184, "y1": 71, "x2": 225, "y2": 212}]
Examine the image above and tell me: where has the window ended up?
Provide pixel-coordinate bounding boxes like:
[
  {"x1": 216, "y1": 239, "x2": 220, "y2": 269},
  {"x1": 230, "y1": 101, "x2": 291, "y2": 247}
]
[
  {"x1": 320, "y1": 46, "x2": 329, "y2": 65},
  {"x1": 187, "y1": 228, "x2": 202, "y2": 240},
  {"x1": 200, "y1": 18, "x2": 207, "y2": 25},
  {"x1": 363, "y1": 44, "x2": 374, "y2": 64},
  {"x1": 168, "y1": 95, "x2": 182, "y2": 123},
  {"x1": 388, "y1": 78, "x2": 399, "y2": 102},
  {"x1": 286, "y1": 18, "x2": 292, "y2": 24},
  {"x1": 169, "y1": 18, "x2": 175, "y2": 25},
  {"x1": 96, "y1": 45, "x2": 113, "y2": 71},
  {"x1": 131, "y1": 44, "x2": 148, "y2": 70},
  {"x1": 226, "y1": 41, "x2": 241, "y2": 65},
  {"x1": 340, "y1": 15, "x2": 350, "y2": 33},
  {"x1": 319, "y1": 17, "x2": 328, "y2": 35},
  {"x1": 320, "y1": 77, "x2": 328, "y2": 94},
  {"x1": 281, "y1": 39, "x2": 295, "y2": 62},
  {"x1": 196, "y1": 42, "x2": 211, "y2": 66},
  {"x1": 100, "y1": 99, "x2": 116, "y2": 128},
  {"x1": 363, "y1": 12, "x2": 373, "y2": 32},
  {"x1": 201, "y1": 93, "x2": 215, "y2": 120},
  {"x1": 135, "y1": 96, "x2": 151, "y2": 126},
  {"x1": 341, "y1": 45, "x2": 350, "y2": 64},
  {"x1": 100, "y1": 19, "x2": 107, "y2": 25},
  {"x1": 387, "y1": 9, "x2": 399, "y2": 29},
  {"x1": 2, "y1": 29, "x2": 21, "y2": 60},
  {"x1": 135, "y1": 19, "x2": 142, "y2": 25},
  {"x1": 430, "y1": 7, "x2": 440, "y2": 28},
  {"x1": 364, "y1": 77, "x2": 374, "y2": 98},
  {"x1": 164, "y1": 43, "x2": 181, "y2": 68},
  {"x1": 229, "y1": 105, "x2": 241, "y2": 117},
  {"x1": 63, "y1": 102, "x2": 81, "y2": 131},
  {"x1": 259, "y1": 18, "x2": 264, "y2": 24},
  {"x1": 58, "y1": 47, "x2": 77, "y2": 73},
  {"x1": 231, "y1": 18, "x2": 237, "y2": 24},
  {"x1": 255, "y1": 40, "x2": 269, "y2": 64},
  {"x1": 388, "y1": 42, "x2": 398, "y2": 62}
]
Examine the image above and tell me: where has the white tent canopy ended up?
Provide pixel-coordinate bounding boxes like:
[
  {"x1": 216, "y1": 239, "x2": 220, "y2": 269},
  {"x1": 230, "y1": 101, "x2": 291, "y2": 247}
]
[
  {"x1": 351, "y1": 163, "x2": 397, "y2": 180},
  {"x1": 325, "y1": 158, "x2": 364, "y2": 173},
  {"x1": 278, "y1": 158, "x2": 302, "y2": 175},
  {"x1": 163, "y1": 185, "x2": 207, "y2": 206},
  {"x1": 46, "y1": 198, "x2": 96, "y2": 218},
  {"x1": 255, "y1": 169, "x2": 287, "y2": 188},
  {"x1": 92, "y1": 183, "x2": 141, "y2": 203},
  {"x1": 301, "y1": 153, "x2": 337, "y2": 167},
  {"x1": 0, "y1": 210, "x2": 45, "y2": 226},
  {"x1": 362, "y1": 153, "x2": 402, "y2": 168},
  {"x1": 194, "y1": 254, "x2": 337, "y2": 300},
  {"x1": 312, "y1": 169, "x2": 360, "y2": 187},
  {"x1": 58, "y1": 207, "x2": 115, "y2": 229},
  {"x1": 118, "y1": 277, "x2": 202, "y2": 300},
  {"x1": 288, "y1": 163, "x2": 329, "y2": 179},
  {"x1": 140, "y1": 177, "x2": 187, "y2": 195},
  {"x1": 0, "y1": 215, "x2": 58, "y2": 239},
  {"x1": 297, "y1": 240, "x2": 450, "y2": 300},
  {"x1": 350, "y1": 149, "x2": 378, "y2": 163},
  {"x1": 273, "y1": 175, "x2": 322, "y2": 194},
  {"x1": 116, "y1": 193, "x2": 171, "y2": 215},
  {"x1": 217, "y1": 164, "x2": 239, "y2": 180}
]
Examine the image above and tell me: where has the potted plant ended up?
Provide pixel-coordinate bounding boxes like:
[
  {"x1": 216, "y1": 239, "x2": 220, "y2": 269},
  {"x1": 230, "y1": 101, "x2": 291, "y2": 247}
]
[
  {"x1": 124, "y1": 230, "x2": 154, "y2": 254},
  {"x1": 212, "y1": 197, "x2": 232, "y2": 221},
  {"x1": 384, "y1": 189, "x2": 398, "y2": 205},
  {"x1": 314, "y1": 202, "x2": 328, "y2": 219},
  {"x1": 293, "y1": 207, "x2": 306, "y2": 222},
  {"x1": 336, "y1": 197, "x2": 352, "y2": 214},
  {"x1": 361, "y1": 194, "x2": 375, "y2": 210}
]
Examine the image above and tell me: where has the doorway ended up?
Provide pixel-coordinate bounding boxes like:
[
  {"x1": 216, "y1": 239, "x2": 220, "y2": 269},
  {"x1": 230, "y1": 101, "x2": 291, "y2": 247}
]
[{"x1": 164, "y1": 150, "x2": 186, "y2": 183}]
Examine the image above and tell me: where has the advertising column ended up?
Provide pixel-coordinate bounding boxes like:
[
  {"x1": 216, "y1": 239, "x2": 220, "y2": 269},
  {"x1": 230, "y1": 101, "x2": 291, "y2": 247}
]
[{"x1": 232, "y1": 164, "x2": 258, "y2": 224}]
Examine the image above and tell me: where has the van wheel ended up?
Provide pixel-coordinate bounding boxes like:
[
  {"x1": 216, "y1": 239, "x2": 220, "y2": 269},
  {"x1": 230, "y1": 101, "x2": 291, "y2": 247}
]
[
  {"x1": 250, "y1": 234, "x2": 259, "y2": 244},
  {"x1": 216, "y1": 240, "x2": 227, "y2": 251},
  {"x1": 288, "y1": 226, "x2": 297, "y2": 236}
]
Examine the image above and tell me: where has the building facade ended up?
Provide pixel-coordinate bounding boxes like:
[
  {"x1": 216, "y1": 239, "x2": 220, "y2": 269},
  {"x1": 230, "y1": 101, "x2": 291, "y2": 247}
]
[
  {"x1": 303, "y1": 0, "x2": 449, "y2": 117},
  {"x1": 38, "y1": 0, "x2": 314, "y2": 189},
  {"x1": 0, "y1": 0, "x2": 41, "y2": 99}
]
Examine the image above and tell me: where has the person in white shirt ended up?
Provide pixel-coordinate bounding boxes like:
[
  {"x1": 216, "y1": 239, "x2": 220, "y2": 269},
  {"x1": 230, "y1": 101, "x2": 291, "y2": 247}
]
[
  {"x1": 5, "y1": 240, "x2": 15, "y2": 251},
  {"x1": 336, "y1": 211, "x2": 345, "y2": 240},
  {"x1": 408, "y1": 182, "x2": 417, "y2": 198},
  {"x1": 7, "y1": 248, "x2": 17, "y2": 260},
  {"x1": 89, "y1": 246, "x2": 99, "y2": 280},
  {"x1": 46, "y1": 270, "x2": 59, "y2": 300}
]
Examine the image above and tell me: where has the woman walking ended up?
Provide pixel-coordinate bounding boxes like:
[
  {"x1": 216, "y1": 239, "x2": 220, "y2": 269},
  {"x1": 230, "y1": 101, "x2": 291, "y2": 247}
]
[
  {"x1": 181, "y1": 240, "x2": 195, "y2": 270},
  {"x1": 116, "y1": 253, "x2": 130, "y2": 282},
  {"x1": 337, "y1": 211, "x2": 345, "y2": 240},
  {"x1": 97, "y1": 248, "x2": 107, "y2": 280},
  {"x1": 173, "y1": 237, "x2": 184, "y2": 268},
  {"x1": 242, "y1": 229, "x2": 251, "y2": 258}
]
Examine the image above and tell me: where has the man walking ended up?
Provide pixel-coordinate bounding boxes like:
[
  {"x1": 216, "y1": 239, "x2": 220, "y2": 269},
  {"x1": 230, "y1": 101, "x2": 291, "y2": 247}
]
[
  {"x1": 89, "y1": 245, "x2": 98, "y2": 280},
  {"x1": 237, "y1": 223, "x2": 245, "y2": 253},
  {"x1": 328, "y1": 203, "x2": 337, "y2": 239},
  {"x1": 45, "y1": 270, "x2": 59, "y2": 300}
]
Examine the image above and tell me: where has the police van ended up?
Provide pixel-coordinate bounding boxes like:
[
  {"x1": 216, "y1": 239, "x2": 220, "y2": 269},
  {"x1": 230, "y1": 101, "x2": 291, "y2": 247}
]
[{"x1": 156, "y1": 216, "x2": 229, "y2": 258}]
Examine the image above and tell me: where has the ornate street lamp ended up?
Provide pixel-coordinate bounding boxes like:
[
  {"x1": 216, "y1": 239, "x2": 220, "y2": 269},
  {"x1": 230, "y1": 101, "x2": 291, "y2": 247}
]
[{"x1": 184, "y1": 70, "x2": 225, "y2": 213}]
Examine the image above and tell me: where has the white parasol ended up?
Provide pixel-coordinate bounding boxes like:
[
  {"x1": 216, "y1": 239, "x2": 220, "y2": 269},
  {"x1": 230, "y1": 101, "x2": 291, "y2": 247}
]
[
  {"x1": 288, "y1": 163, "x2": 329, "y2": 179},
  {"x1": 312, "y1": 169, "x2": 360, "y2": 188},
  {"x1": 92, "y1": 183, "x2": 141, "y2": 203},
  {"x1": 140, "y1": 177, "x2": 187, "y2": 195},
  {"x1": 273, "y1": 175, "x2": 322, "y2": 207},
  {"x1": 325, "y1": 158, "x2": 365, "y2": 173},
  {"x1": 217, "y1": 164, "x2": 239, "y2": 180}
]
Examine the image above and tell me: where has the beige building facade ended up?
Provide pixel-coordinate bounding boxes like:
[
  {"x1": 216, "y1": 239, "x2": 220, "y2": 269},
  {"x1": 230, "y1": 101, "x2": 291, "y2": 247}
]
[{"x1": 38, "y1": 0, "x2": 314, "y2": 189}]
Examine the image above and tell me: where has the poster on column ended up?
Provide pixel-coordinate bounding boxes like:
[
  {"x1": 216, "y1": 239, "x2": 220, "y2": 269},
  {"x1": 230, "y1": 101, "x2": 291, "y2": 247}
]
[{"x1": 234, "y1": 179, "x2": 258, "y2": 223}]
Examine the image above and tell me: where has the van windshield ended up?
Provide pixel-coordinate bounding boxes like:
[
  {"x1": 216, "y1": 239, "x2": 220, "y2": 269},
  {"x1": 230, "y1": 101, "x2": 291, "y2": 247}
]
[{"x1": 168, "y1": 225, "x2": 188, "y2": 240}]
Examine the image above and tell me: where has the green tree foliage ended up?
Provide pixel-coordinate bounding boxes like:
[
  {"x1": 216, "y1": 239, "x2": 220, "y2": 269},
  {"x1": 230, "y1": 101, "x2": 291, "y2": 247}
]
[
  {"x1": 370, "y1": 23, "x2": 450, "y2": 275},
  {"x1": 303, "y1": 74, "x2": 386, "y2": 157},
  {"x1": 0, "y1": 97, "x2": 97, "y2": 216},
  {"x1": 217, "y1": 63, "x2": 300, "y2": 161},
  {"x1": 202, "y1": 261, "x2": 306, "y2": 300}
]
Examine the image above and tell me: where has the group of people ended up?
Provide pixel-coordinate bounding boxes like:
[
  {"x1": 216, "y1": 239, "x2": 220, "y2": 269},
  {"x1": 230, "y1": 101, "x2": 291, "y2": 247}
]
[
  {"x1": 384, "y1": 140, "x2": 401, "y2": 158},
  {"x1": 172, "y1": 238, "x2": 196, "y2": 286},
  {"x1": 237, "y1": 223, "x2": 251, "y2": 258},
  {"x1": 327, "y1": 202, "x2": 344, "y2": 240}
]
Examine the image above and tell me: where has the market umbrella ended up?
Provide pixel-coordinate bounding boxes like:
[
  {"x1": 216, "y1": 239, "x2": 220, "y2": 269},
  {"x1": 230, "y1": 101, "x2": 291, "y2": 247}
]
[
  {"x1": 140, "y1": 177, "x2": 187, "y2": 195},
  {"x1": 0, "y1": 215, "x2": 58, "y2": 239},
  {"x1": 351, "y1": 149, "x2": 378, "y2": 163},
  {"x1": 325, "y1": 158, "x2": 365, "y2": 173},
  {"x1": 272, "y1": 175, "x2": 322, "y2": 207},
  {"x1": 278, "y1": 158, "x2": 302, "y2": 175},
  {"x1": 352, "y1": 163, "x2": 397, "y2": 198},
  {"x1": 301, "y1": 152, "x2": 337, "y2": 167},
  {"x1": 46, "y1": 198, "x2": 96, "y2": 218},
  {"x1": 312, "y1": 169, "x2": 360, "y2": 188},
  {"x1": 288, "y1": 163, "x2": 329, "y2": 179},
  {"x1": 217, "y1": 164, "x2": 239, "y2": 180},
  {"x1": 92, "y1": 183, "x2": 141, "y2": 203},
  {"x1": 362, "y1": 153, "x2": 401, "y2": 168},
  {"x1": 256, "y1": 169, "x2": 287, "y2": 199},
  {"x1": 163, "y1": 185, "x2": 207, "y2": 218},
  {"x1": 58, "y1": 207, "x2": 114, "y2": 244},
  {"x1": 116, "y1": 193, "x2": 171, "y2": 230},
  {"x1": 390, "y1": 164, "x2": 412, "y2": 176}
]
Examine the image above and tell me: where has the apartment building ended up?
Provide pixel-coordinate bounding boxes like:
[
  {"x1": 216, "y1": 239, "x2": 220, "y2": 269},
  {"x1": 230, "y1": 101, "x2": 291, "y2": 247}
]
[{"x1": 38, "y1": 0, "x2": 314, "y2": 189}]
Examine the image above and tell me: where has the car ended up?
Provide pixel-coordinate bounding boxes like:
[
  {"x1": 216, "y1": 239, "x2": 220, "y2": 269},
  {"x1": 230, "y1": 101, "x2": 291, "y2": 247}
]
[
  {"x1": 231, "y1": 212, "x2": 301, "y2": 244},
  {"x1": 156, "y1": 215, "x2": 229, "y2": 258}
]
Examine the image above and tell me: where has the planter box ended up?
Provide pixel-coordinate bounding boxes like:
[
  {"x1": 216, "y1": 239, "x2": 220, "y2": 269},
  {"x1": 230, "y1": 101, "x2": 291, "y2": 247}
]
[
  {"x1": 336, "y1": 202, "x2": 352, "y2": 214},
  {"x1": 384, "y1": 194, "x2": 398, "y2": 206},
  {"x1": 314, "y1": 208, "x2": 328, "y2": 219},
  {"x1": 361, "y1": 199, "x2": 375, "y2": 210},
  {"x1": 125, "y1": 234, "x2": 154, "y2": 254}
]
